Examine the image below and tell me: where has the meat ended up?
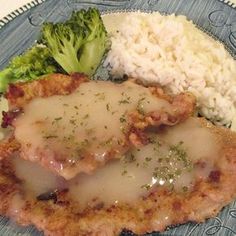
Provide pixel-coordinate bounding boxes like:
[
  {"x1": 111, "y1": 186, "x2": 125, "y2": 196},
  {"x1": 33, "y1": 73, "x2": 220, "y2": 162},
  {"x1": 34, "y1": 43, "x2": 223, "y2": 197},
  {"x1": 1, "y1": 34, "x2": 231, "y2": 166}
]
[
  {"x1": 1, "y1": 74, "x2": 234, "y2": 235},
  {"x1": 0, "y1": 118, "x2": 235, "y2": 235},
  {"x1": 1, "y1": 74, "x2": 195, "y2": 179}
]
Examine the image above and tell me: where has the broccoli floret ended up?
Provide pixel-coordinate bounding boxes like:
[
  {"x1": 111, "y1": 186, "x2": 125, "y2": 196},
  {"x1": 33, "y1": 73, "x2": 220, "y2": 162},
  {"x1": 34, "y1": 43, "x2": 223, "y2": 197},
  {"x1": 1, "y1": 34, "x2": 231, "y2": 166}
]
[
  {"x1": 0, "y1": 46, "x2": 58, "y2": 93},
  {"x1": 0, "y1": 8, "x2": 109, "y2": 93},
  {"x1": 0, "y1": 68, "x2": 12, "y2": 93},
  {"x1": 41, "y1": 8, "x2": 110, "y2": 76},
  {"x1": 42, "y1": 23, "x2": 85, "y2": 74}
]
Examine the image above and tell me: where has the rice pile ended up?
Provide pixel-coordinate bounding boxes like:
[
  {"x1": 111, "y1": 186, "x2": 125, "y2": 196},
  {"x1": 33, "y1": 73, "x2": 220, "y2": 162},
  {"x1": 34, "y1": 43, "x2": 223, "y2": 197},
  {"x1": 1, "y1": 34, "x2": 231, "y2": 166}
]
[{"x1": 104, "y1": 12, "x2": 236, "y2": 126}]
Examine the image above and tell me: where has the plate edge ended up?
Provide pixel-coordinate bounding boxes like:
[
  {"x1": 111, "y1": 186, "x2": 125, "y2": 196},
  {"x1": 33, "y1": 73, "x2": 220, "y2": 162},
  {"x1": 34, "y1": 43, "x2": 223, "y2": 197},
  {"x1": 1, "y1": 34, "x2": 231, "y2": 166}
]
[
  {"x1": 0, "y1": 0, "x2": 236, "y2": 31},
  {"x1": 0, "y1": 0, "x2": 47, "y2": 30},
  {"x1": 219, "y1": 0, "x2": 236, "y2": 8}
]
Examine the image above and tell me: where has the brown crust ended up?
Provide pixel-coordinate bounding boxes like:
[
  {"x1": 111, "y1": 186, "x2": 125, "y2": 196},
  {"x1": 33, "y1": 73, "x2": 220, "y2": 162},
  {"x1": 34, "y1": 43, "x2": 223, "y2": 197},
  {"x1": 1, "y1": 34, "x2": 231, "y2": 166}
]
[
  {"x1": 0, "y1": 118, "x2": 235, "y2": 235},
  {"x1": 0, "y1": 135, "x2": 21, "y2": 160},
  {"x1": 5, "y1": 73, "x2": 88, "y2": 110},
  {"x1": 129, "y1": 93, "x2": 195, "y2": 129}
]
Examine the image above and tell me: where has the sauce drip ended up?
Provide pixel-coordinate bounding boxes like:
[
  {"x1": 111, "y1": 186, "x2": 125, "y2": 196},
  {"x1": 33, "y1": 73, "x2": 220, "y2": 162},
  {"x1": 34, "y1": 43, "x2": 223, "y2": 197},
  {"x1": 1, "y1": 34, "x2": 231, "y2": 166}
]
[{"x1": 13, "y1": 157, "x2": 59, "y2": 196}]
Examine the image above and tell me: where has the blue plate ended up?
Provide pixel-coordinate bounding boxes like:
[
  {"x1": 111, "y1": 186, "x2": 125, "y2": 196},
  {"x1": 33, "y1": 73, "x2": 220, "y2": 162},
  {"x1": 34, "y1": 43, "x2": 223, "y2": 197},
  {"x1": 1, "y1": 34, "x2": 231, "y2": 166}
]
[{"x1": 0, "y1": 0, "x2": 236, "y2": 235}]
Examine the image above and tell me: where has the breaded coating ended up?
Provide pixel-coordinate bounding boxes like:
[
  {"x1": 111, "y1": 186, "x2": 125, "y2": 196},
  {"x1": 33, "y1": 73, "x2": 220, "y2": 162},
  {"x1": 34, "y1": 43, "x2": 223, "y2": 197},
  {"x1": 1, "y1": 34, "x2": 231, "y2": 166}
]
[
  {"x1": 1, "y1": 75, "x2": 196, "y2": 179},
  {"x1": 0, "y1": 119, "x2": 235, "y2": 235},
  {"x1": 5, "y1": 73, "x2": 88, "y2": 109}
]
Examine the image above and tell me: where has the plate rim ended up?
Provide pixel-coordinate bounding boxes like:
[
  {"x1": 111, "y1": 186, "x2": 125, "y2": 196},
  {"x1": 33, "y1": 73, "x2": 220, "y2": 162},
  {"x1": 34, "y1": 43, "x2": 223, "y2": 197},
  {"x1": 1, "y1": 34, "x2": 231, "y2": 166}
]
[
  {"x1": 0, "y1": 0, "x2": 236, "y2": 30},
  {"x1": 0, "y1": 0, "x2": 46, "y2": 30},
  {"x1": 0, "y1": 1, "x2": 236, "y2": 235}
]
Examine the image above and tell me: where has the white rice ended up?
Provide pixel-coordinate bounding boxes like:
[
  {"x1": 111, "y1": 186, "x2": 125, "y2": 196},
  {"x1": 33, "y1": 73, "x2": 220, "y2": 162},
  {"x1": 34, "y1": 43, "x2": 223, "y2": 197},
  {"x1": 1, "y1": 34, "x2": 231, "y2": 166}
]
[{"x1": 104, "y1": 12, "x2": 236, "y2": 126}]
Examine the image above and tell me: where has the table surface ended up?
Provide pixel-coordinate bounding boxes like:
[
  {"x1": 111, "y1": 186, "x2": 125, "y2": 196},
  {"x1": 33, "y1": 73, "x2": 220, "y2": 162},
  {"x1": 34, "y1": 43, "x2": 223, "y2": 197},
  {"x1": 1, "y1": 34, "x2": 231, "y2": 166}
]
[{"x1": 0, "y1": 0, "x2": 236, "y2": 19}]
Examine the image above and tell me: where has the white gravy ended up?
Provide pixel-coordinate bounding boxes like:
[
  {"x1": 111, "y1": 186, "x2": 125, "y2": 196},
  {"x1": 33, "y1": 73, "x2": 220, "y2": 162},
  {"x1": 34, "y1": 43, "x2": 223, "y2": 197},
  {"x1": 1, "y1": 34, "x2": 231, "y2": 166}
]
[
  {"x1": 13, "y1": 118, "x2": 218, "y2": 210},
  {"x1": 13, "y1": 80, "x2": 171, "y2": 179}
]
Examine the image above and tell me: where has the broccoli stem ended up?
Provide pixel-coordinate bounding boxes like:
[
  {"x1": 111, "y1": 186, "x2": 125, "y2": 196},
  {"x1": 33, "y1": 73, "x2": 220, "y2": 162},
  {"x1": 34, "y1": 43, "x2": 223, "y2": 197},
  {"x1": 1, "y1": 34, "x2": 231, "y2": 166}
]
[{"x1": 55, "y1": 42, "x2": 83, "y2": 74}]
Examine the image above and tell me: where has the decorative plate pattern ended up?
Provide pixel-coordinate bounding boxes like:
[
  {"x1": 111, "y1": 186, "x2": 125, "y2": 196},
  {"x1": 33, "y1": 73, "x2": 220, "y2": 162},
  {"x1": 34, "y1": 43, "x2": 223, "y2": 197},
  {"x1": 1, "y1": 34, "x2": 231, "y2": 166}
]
[
  {"x1": 0, "y1": 0, "x2": 46, "y2": 29},
  {"x1": 0, "y1": 0, "x2": 236, "y2": 235}
]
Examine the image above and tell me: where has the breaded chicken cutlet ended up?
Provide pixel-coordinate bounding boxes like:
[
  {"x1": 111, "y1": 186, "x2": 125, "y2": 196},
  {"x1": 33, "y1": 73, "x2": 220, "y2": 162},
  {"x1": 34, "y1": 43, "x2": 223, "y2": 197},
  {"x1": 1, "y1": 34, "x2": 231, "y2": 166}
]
[
  {"x1": 0, "y1": 74, "x2": 235, "y2": 236},
  {"x1": 0, "y1": 118, "x2": 235, "y2": 235},
  {"x1": 1, "y1": 73, "x2": 195, "y2": 179}
]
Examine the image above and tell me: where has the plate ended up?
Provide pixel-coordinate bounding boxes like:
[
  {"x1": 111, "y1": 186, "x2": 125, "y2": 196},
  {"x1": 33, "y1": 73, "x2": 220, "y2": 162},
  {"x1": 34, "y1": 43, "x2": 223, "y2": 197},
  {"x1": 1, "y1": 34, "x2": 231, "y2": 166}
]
[{"x1": 0, "y1": 0, "x2": 236, "y2": 235}]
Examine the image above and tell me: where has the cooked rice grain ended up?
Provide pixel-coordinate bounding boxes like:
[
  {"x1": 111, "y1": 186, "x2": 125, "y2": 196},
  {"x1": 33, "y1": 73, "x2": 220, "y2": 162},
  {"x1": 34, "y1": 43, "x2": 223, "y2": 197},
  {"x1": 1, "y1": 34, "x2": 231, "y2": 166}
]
[{"x1": 104, "y1": 12, "x2": 236, "y2": 126}]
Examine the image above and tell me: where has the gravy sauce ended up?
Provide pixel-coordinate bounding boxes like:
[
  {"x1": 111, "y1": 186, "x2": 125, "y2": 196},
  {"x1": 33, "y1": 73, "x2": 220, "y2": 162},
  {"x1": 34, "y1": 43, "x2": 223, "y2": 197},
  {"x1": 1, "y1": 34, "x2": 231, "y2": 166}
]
[
  {"x1": 14, "y1": 80, "x2": 171, "y2": 179},
  {"x1": 13, "y1": 118, "x2": 219, "y2": 209}
]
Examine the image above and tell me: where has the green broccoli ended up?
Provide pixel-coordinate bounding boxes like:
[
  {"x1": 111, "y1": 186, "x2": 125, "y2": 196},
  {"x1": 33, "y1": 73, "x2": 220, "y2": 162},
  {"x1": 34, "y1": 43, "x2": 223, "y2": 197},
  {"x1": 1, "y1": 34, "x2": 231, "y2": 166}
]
[
  {"x1": 0, "y1": 8, "x2": 109, "y2": 93},
  {"x1": 41, "y1": 8, "x2": 110, "y2": 76},
  {"x1": 0, "y1": 46, "x2": 58, "y2": 93},
  {"x1": 0, "y1": 68, "x2": 12, "y2": 93}
]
